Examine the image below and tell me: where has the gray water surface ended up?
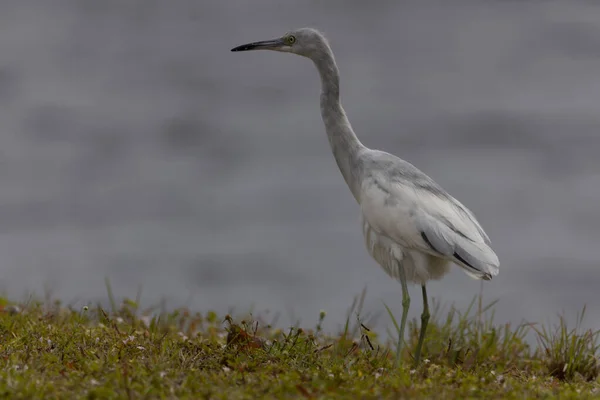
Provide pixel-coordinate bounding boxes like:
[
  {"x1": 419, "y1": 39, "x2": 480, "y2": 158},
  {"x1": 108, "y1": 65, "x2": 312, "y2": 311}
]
[{"x1": 1, "y1": 0, "x2": 600, "y2": 334}]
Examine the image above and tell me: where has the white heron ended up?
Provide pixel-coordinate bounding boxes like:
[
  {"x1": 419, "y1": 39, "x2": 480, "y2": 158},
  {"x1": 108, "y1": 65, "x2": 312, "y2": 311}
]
[{"x1": 231, "y1": 28, "x2": 499, "y2": 366}]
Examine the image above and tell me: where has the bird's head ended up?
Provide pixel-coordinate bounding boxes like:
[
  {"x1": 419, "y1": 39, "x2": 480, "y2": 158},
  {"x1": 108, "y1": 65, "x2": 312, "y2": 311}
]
[{"x1": 231, "y1": 28, "x2": 331, "y2": 60}]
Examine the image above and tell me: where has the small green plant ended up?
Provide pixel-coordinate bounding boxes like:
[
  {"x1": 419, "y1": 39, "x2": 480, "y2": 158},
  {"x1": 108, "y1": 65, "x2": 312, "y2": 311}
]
[
  {"x1": 533, "y1": 305, "x2": 600, "y2": 382},
  {"x1": 385, "y1": 287, "x2": 531, "y2": 369},
  {"x1": 407, "y1": 294, "x2": 531, "y2": 368}
]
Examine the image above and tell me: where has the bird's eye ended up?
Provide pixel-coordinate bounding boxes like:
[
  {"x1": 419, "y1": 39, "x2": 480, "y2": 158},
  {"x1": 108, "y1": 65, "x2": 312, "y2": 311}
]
[{"x1": 286, "y1": 35, "x2": 296, "y2": 45}]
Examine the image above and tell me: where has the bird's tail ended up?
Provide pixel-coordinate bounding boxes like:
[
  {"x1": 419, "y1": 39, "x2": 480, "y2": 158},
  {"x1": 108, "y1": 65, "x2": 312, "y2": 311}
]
[
  {"x1": 452, "y1": 238, "x2": 499, "y2": 281},
  {"x1": 416, "y1": 213, "x2": 499, "y2": 280}
]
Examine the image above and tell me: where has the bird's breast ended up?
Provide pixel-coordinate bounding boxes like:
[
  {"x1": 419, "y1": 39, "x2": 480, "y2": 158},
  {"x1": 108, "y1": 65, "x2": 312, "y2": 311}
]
[{"x1": 359, "y1": 183, "x2": 417, "y2": 248}]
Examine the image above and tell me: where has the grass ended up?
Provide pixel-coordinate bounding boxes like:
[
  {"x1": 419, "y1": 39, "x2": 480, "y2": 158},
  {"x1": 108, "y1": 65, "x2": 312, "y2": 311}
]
[{"x1": 0, "y1": 288, "x2": 598, "y2": 399}]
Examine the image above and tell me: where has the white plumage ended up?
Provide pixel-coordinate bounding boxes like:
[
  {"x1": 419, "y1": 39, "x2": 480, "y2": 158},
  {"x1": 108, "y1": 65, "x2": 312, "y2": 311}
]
[{"x1": 359, "y1": 150, "x2": 499, "y2": 285}]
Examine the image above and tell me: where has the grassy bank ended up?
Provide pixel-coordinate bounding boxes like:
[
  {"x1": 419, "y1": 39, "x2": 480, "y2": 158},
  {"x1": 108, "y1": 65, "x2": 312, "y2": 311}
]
[{"x1": 0, "y1": 290, "x2": 598, "y2": 399}]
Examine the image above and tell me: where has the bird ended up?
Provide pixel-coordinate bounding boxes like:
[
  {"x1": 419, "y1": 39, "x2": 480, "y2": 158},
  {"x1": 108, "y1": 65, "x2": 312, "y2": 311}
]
[{"x1": 231, "y1": 28, "x2": 499, "y2": 367}]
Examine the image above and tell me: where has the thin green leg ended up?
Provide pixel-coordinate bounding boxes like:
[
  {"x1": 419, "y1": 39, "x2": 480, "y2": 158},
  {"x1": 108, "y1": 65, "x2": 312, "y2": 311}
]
[
  {"x1": 394, "y1": 263, "x2": 410, "y2": 367},
  {"x1": 414, "y1": 284, "x2": 430, "y2": 366}
]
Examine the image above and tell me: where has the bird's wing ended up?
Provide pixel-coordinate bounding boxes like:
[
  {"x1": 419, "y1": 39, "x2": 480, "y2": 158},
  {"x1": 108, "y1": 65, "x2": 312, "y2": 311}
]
[{"x1": 359, "y1": 163, "x2": 499, "y2": 280}]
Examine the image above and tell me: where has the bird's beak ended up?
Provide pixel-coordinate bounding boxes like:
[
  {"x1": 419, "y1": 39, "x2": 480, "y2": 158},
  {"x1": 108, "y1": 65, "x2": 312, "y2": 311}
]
[{"x1": 231, "y1": 38, "x2": 285, "y2": 52}]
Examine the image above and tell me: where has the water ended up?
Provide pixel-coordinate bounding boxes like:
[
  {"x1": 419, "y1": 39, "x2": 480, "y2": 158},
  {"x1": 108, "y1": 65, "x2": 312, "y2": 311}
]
[{"x1": 1, "y1": 0, "x2": 600, "y2": 334}]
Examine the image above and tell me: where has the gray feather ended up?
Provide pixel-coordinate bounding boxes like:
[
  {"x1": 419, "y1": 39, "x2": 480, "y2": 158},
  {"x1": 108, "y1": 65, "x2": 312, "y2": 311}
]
[{"x1": 416, "y1": 212, "x2": 499, "y2": 279}]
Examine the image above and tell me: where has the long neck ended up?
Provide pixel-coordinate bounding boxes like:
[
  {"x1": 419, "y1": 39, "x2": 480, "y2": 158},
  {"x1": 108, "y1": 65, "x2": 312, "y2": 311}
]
[{"x1": 312, "y1": 48, "x2": 364, "y2": 201}]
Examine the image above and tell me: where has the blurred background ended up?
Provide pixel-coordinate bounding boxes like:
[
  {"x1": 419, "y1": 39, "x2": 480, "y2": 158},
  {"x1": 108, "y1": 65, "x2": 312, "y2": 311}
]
[{"x1": 0, "y1": 0, "x2": 599, "y2": 335}]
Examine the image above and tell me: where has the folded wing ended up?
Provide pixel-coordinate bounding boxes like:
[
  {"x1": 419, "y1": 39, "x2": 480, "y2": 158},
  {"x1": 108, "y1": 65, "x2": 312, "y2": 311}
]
[{"x1": 360, "y1": 161, "x2": 499, "y2": 281}]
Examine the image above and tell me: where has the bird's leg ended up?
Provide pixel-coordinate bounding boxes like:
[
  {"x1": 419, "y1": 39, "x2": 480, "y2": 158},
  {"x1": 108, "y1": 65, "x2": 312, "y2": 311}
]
[
  {"x1": 395, "y1": 263, "x2": 410, "y2": 367},
  {"x1": 414, "y1": 284, "x2": 430, "y2": 366}
]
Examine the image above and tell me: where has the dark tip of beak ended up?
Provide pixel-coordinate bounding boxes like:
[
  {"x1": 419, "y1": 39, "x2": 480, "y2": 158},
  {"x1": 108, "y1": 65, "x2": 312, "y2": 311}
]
[
  {"x1": 231, "y1": 44, "x2": 257, "y2": 52},
  {"x1": 231, "y1": 39, "x2": 283, "y2": 52}
]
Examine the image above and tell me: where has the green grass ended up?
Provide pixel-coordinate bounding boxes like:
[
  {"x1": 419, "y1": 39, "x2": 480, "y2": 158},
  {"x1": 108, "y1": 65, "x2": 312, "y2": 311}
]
[{"x1": 0, "y1": 289, "x2": 598, "y2": 399}]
